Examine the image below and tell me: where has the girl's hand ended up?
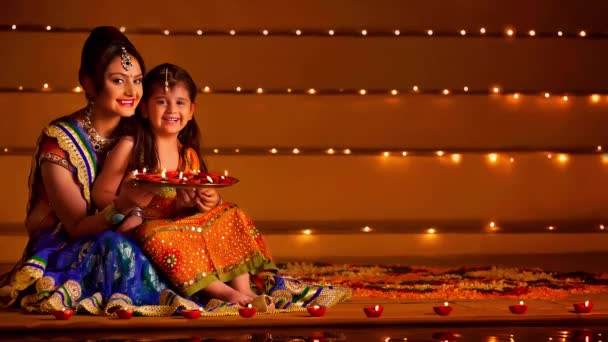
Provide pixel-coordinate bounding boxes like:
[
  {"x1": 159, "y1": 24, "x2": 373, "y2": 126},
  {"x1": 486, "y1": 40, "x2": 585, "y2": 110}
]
[{"x1": 195, "y1": 188, "x2": 222, "y2": 212}]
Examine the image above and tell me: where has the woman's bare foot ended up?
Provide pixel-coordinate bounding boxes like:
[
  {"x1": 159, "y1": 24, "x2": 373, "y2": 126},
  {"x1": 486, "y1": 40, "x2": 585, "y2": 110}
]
[{"x1": 203, "y1": 280, "x2": 253, "y2": 307}]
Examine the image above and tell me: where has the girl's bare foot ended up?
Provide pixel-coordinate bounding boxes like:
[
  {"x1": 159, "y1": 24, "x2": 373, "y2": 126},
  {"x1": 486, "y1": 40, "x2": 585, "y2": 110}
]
[
  {"x1": 203, "y1": 280, "x2": 253, "y2": 307},
  {"x1": 229, "y1": 273, "x2": 258, "y2": 299}
]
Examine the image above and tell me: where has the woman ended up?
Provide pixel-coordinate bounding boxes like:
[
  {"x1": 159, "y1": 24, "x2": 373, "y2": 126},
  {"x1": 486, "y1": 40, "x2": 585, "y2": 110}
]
[{"x1": 0, "y1": 26, "x2": 185, "y2": 316}]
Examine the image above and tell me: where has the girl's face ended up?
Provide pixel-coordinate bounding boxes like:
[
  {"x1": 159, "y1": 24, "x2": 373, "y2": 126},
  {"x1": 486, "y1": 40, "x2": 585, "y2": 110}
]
[
  {"x1": 95, "y1": 55, "x2": 143, "y2": 118},
  {"x1": 141, "y1": 82, "x2": 195, "y2": 137}
]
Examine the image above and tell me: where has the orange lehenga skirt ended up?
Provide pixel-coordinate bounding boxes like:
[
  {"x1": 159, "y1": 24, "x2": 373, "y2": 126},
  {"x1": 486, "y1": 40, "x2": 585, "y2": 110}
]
[{"x1": 133, "y1": 188, "x2": 277, "y2": 297}]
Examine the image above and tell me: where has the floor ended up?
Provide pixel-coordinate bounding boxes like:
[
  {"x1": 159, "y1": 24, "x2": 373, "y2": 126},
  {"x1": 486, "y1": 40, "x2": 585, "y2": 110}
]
[{"x1": 0, "y1": 294, "x2": 606, "y2": 340}]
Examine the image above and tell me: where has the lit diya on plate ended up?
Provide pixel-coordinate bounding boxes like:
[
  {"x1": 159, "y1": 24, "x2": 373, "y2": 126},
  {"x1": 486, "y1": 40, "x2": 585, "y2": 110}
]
[{"x1": 133, "y1": 169, "x2": 238, "y2": 188}]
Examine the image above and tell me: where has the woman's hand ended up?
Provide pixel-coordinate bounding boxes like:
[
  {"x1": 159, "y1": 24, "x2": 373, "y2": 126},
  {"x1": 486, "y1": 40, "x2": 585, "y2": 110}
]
[
  {"x1": 175, "y1": 188, "x2": 198, "y2": 210},
  {"x1": 195, "y1": 188, "x2": 222, "y2": 212},
  {"x1": 114, "y1": 174, "x2": 155, "y2": 212}
]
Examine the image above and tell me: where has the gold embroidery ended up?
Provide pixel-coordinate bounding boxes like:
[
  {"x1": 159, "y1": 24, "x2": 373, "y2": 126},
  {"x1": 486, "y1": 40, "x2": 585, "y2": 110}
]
[{"x1": 45, "y1": 125, "x2": 94, "y2": 208}]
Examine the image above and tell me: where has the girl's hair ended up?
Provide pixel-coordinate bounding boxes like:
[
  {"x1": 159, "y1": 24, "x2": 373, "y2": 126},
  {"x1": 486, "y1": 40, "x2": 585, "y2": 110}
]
[
  {"x1": 78, "y1": 26, "x2": 145, "y2": 139},
  {"x1": 128, "y1": 63, "x2": 208, "y2": 172}
]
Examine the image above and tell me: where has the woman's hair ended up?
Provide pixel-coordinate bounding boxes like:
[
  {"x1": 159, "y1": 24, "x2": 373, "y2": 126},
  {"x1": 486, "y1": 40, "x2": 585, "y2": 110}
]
[
  {"x1": 128, "y1": 63, "x2": 207, "y2": 172},
  {"x1": 78, "y1": 26, "x2": 145, "y2": 139},
  {"x1": 79, "y1": 26, "x2": 146, "y2": 95}
]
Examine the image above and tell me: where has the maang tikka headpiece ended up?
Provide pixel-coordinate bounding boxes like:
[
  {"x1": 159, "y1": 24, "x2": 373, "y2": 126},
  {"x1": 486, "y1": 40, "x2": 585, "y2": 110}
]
[
  {"x1": 120, "y1": 46, "x2": 132, "y2": 71},
  {"x1": 164, "y1": 67, "x2": 170, "y2": 93}
]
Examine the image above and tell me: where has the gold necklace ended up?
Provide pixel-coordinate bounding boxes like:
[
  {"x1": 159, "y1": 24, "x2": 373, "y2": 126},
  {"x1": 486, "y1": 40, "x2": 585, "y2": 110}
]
[{"x1": 82, "y1": 107, "x2": 115, "y2": 152}]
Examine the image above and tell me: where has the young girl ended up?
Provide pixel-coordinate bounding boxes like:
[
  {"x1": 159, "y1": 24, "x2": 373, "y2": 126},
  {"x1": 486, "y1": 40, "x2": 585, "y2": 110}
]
[{"x1": 93, "y1": 63, "x2": 276, "y2": 306}]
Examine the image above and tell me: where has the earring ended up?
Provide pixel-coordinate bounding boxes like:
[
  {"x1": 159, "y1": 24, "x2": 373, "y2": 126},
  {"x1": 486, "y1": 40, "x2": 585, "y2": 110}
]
[{"x1": 86, "y1": 95, "x2": 96, "y2": 116}]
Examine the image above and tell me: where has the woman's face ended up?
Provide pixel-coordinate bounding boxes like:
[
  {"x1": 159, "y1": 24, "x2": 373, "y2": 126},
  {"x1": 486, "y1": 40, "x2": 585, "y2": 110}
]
[
  {"x1": 141, "y1": 82, "x2": 195, "y2": 137},
  {"x1": 95, "y1": 54, "x2": 143, "y2": 118}
]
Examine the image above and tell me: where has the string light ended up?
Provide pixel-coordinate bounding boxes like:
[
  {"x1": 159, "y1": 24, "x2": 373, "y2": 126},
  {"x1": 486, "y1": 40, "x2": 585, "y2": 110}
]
[
  {"x1": 6, "y1": 25, "x2": 608, "y2": 39},
  {"x1": 362, "y1": 226, "x2": 373, "y2": 233},
  {"x1": 489, "y1": 221, "x2": 498, "y2": 231},
  {"x1": 547, "y1": 226, "x2": 556, "y2": 231},
  {"x1": 7, "y1": 85, "x2": 608, "y2": 97},
  {"x1": 488, "y1": 153, "x2": 499, "y2": 163},
  {"x1": 150, "y1": 148, "x2": 607, "y2": 157},
  {"x1": 119, "y1": 26, "x2": 126, "y2": 33},
  {"x1": 203, "y1": 86, "x2": 211, "y2": 93},
  {"x1": 427, "y1": 228, "x2": 437, "y2": 234},
  {"x1": 302, "y1": 229, "x2": 312, "y2": 235},
  {"x1": 72, "y1": 86, "x2": 82, "y2": 93}
]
